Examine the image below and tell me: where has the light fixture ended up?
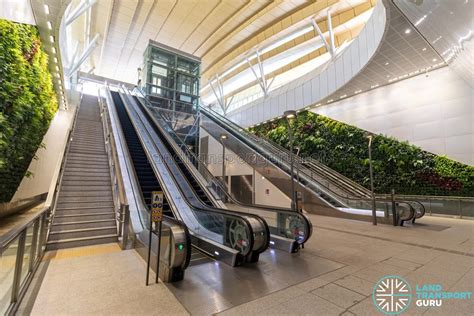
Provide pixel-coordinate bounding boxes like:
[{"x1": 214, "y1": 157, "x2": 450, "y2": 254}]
[
  {"x1": 55, "y1": 65, "x2": 59, "y2": 71},
  {"x1": 432, "y1": 58, "x2": 437, "y2": 62},
  {"x1": 354, "y1": 90, "x2": 362, "y2": 94},
  {"x1": 371, "y1": 84, "x2": 379, "y2": 89},
  {"x1": 52, "y1": 47, "x2": 56, "y2": 54},
  {"x1": 315, "y1": 103, "x2": 321, "y2": 107},
  {"x1": 404, "y1": 29, "x2": 411, "y2": 34},
  {"x1": 44, "y1": 4, "x2": 50, "y2": 15},
  {"x1": 49, "y1": 36, "x2": 54, "y2": 43},
  {"x1": 220, "y1": 133, "x2": 228, "y2": 140},
  {"x1": 384, "y1": 62, "x2": 389, "y2": 66},
  {"x1": 327, "y1": 99, "x2": 333, "y2": 103},
  {"x1": 422, "y1": 47, "x2": 427, "y2": 51},
  {"x1": 284, "y1": 110, "x2": 296, "y2": 119},
  {"x1": 54, "y1": 57, "x2": 58, "y2": 63},
  {"x1": 339, "y1": 94, "x2": 347, "y2": 99},
  {"x1": 47, "y1": 21, "x2": 52, "y2": 30}
]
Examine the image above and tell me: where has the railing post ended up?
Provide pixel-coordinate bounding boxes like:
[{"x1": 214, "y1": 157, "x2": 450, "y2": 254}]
[
  {"x1": 391, "y1": 189, "x2": 397, "y2": 226},
  {"x1": 11, "y1": 230, "x2": 27, "y2": 304},
  {"x1": 121, "y1": 204, "x2": 130, "y2": 250},
  {"x1": 29, "y1": 221, "x2": 40, "y2": 272},
  {"x1": 459, "y1": 199, "x2": 462, "y2": 219}
]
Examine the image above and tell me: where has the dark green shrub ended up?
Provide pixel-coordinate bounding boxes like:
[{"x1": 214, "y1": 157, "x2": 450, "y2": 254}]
[
  {"x1": 0, "y1": 19, "x2": 58, "y2": 202},
  {"x1": 249, "y1": 111, "x2": 474, "y2": 197}
]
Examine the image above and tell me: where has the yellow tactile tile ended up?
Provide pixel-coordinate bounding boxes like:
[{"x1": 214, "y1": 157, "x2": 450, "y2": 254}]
[{"x1": 43, "y1": 243, "x2": 121, "y2": 261}]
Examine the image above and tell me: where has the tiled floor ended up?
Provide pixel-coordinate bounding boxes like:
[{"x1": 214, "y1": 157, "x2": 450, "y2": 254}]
[
  {"x1": 16, "y1": 214, "x2": 474, "y2": 315},
  {"x1": 18, "y1": 244, "x2": 189, "y2": 315},
  {"x1": 217, "y1": 214, "x2": 474, "y2": 315}
]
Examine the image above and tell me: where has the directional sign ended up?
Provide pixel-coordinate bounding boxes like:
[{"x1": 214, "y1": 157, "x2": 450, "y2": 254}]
[{"x1": 151, "y1": 191, "x2": 163, "y2": 222}]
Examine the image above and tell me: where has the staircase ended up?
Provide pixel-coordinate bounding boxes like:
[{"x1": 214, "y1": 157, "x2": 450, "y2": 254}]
[{"x1": 46, "y1": 95, "x2": 118, "y2": 250}]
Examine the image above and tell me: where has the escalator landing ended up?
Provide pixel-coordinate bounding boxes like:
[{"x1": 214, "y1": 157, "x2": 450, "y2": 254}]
[{"x1": 167, "y1": 247, "x2": 344, "y2": 315}]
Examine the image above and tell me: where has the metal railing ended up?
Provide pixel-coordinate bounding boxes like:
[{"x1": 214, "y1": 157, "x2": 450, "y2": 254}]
[
  {"x1": 0, "y1": 102, "x2": 79, "y2": 315},
  {"x1": 98, "y1": 90, "x2": 130, "y2": 249}
]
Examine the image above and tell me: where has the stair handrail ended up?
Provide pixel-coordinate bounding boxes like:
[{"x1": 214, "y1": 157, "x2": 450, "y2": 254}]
[
  {"x1": 98, "y1": 88, "x2": 130, "y2": 249},
  {"x1": 0, "y1": 97, "x2": 79, "y2": 315}
]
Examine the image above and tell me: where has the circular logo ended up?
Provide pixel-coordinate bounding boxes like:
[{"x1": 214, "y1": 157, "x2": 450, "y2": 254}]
[{"x1": 373, "y1": 275, "x2": 412, "y2": 315}]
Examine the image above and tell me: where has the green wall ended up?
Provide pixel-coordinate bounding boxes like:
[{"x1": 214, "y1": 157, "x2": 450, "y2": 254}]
[
  {"x1": 0, "y1": 20, "x2": 58, "y2": 202},
  {"x1": 249, "y1": 111, "x2": 474, "y2": 197}
]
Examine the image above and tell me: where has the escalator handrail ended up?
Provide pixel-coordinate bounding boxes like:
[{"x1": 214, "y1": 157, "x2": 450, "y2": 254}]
[
  {"x1": 202, "y1": 107, "x2": 370, "y2": 198},
  {"x1": 133, "y1": 90, "x2": 312, "y2": 245},
  {"x1": 119, "y1": 87, "x2": 270, "y2": 256},
  {"x1": 105, "y1": 86, "x2": 192, "y2": 269},
  {"x1": 201, "y1": 108, "x2": 423, "y2": 220}
]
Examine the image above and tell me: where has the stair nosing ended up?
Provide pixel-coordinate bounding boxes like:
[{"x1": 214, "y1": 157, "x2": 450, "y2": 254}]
[
  {"x1": 49, "y1": 226, "x2": 117, "y2": 234},
  {"x1": 46, "y1": 234, "x2": 118, "y2": 245},
  {"x1": 52, "y1": 219, "x2": 116, "y2": 226},
  {"x1": 54, "y1": 212, "x2": 113, "y2": 218}
]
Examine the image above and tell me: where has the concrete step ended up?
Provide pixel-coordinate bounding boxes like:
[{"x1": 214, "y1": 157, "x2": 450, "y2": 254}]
[
  {"x1": 46, "y1": 234, "x2": 118, "y2": 250},
  {"x1": 59, "y1": 183, "x2": 112, "y2": 190},
  {"x1": 51, "y1": 219, "x2": 116, "y2": 231},
  {"x1": 58, "y1": 190, "x2": 112, "y2": 198},
  {"x1": 61, "y1": 178, "x2": 111, "y2": 186},
  {"x1": 59, "y1": 178, "x2": 110, "y2": 182},
  {"x1": 65, "y1": 162, "x2": 109, "y2": 169},
  {"x1": 55, "y1": 206, "x2": 115, "y2": 215},
  {"x1": 57, "y1": 194, "x2": 113, "y2": 203},
  {"x1": 57, "y1": 200, "x2": 114, "y2": 208},
  {"x1": 66, "y1": 157, "x2": 108, "y2": 163},
  {"x1": 48, "y1": 226, "x2": 117, "y2": 241},
  {"x1": 53, "y1": 212, "x2": 115, "y2": 223},
  {"x1": 63, "y1": 167, "x2": 110, "y2": 174}
]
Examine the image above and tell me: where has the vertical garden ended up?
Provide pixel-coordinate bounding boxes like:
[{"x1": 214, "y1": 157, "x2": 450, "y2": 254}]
[
  {"x1": 0, "y1": 19, "x2": 58, "y2": 202},
  {"x1": 249, "y1": 111, "x2": 474, "y2": 197}
]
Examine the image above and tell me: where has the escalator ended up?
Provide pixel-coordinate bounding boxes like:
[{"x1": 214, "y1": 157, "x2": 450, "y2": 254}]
[
  {"x1": 110, "y1": 89, "x2": 269, "y2": 266},
  {"x1": 200, "y1": 107, "x2": 423, "y2": 224},
  {"x1": 132, "y1": 89, "x2": 312, "y2": 253}
]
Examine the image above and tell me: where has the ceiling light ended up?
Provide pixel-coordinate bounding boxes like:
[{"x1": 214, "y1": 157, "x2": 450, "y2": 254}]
[
  {"x1": 315, "y1": 103, "x2": 321, "y2": 107},
  {"x1": 384, "y1": 62, "x2": 390, "y2": 66},
  {"x1": 339, "y1": 95, "x2": 347, "y2": 99},
  {"x1": 54, "y1": 57, "x2": 58, "y2": 63},
  {"x1": 47, "y1": 21, "x2": 52, "y2": 30},
  {"x1": 49, "y1": 36, "x2": 54, "y2": 43},
  {"x1": 52, "y1": 47, "x2": 56, "y2": 54},
  {"x1": 371, "y1": 84, "x2": 379, "y2": 89},
  {"x1": 327, "y1": 99, "x2": 333, "y2": 103},
  {"x1": 44, "y1": 4, "x2": 50, "y2": 15},
  {"x1": 404, "y1": 29, "x2": 411, "y2": 34},
  {"x1": 422, "y1": 47, "x2": 427, "y2": 51},
  {"x1": 354, "y1": 90, "x2": 362, "y2": 94},
  {"x1": 432, "y1": 58, "x2": 437, "y2": 62},
  {"x1": 55, "y1": 66, "x2": 59, "y2": 71}
]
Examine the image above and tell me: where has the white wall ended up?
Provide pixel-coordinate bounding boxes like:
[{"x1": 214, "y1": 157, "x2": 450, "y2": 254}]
[
  {"x1": 313, "y1": 66, "x2": 474, "y2": 165},
  {"x1": 12, "y1": 105, "x2": 77, "y2": 201},
  {"x1": 200, "y1": 129, "x2": 291, "y2": 208}
]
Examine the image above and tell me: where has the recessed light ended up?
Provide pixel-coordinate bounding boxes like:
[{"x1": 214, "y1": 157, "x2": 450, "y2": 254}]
[
  {"x1": 315, "y1": 103, "x2": 321, "y2": 107},
  {"x1": 405, "y1": 29, "x2": 411, "y2": 34},
  {"x1": 49, "y1": 35, "x2": 54, "y2": 43},
  {"x1": 422, "y1": 47, "x2": 427, "y2": 51},
  {"x1": 371, "y1": 84, "x2": 379, "y2": 89},
  {"x1": 52, "y1": 47, "x2": 56, "y2": 54},
  {"x1": 327, "y1": 99, "x2": 333, "y2": 103},
  {"x1": 47, "y1": 21, "x2": 52, "y2": 30},
  {"x1": 354, "y1": 90, "x2": 362, "y2": 94},
  {"x1": 385, "y1": 62, "x2": 389, "y2": 66},
  {"x1": 432, "y1": 58, "x2": 437, "y2": 62},
  {"x1": 54, "y1": 57, "x2": 58, "y2": 63},
  {"x1": 55, "y1": 65, "x2": 59, "y2": 71},
  {"x1": 339, "y1": 95, "x2": 347, "y2": 99},
  {"x1": 44, "y1": 4, "x2": 50, "y2": 15}
]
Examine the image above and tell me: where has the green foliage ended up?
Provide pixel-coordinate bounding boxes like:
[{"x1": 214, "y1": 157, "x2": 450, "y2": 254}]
[
  {"x1": 249, "y1": 111, "x2": 474, "y2": 197},
  {"x1": 0, "y1": 19, "x2": 58, "y2": 202}
]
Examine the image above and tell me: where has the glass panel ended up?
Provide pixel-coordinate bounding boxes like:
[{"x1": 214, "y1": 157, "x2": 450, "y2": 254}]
[
  {"x1": 176, "y1": 57, "x2": 199, "y2": 76},
  {"x1": 150, "y1": 48, "x2": 175, "y2": 68},
  {"x1": 0, "y1": 237, "x2": 19, "y2": 314},
  {"x1": 20, "y1": 225, "x2": 34, "y2": 287}
]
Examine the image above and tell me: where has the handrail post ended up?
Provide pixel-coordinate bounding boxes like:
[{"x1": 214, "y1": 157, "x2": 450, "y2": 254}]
[
  {"x1": 391, "y1": 189, "x2": 397, "y2": 226},
  {"x1": 11, "y1": 230, "x2": 26, "y2": 304},
  {"x1": 121, "y1": 204, "x2": 130, "y2": 249}
]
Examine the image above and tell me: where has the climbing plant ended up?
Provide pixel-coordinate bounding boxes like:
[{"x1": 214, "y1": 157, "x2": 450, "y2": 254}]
[
  {"x1": 249, "y1": 111, "x2": 474, "y2": 197},
  {"x1": 0, "y1": 19, "x2": 58, "y2": 202}
]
